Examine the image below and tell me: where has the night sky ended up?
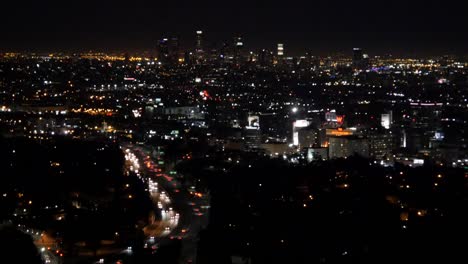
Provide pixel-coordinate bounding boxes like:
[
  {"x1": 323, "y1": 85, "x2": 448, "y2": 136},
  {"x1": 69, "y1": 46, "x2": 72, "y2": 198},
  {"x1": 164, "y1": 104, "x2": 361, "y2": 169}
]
[{"x1": 1, "y1": 0, "x2": 467, "y2": 56}]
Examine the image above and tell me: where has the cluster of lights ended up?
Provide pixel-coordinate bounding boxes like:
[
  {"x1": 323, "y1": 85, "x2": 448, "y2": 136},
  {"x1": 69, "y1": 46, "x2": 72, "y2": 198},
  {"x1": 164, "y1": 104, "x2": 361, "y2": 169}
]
[
  {"x1": 125, "y1": 147, "x2": 180, "y2": 241},
  {"x1": 0, "y1": 106, "x2": 11, "y2": 112},
  {"x1": 71, "y1": 108, "x2": 114, "y2": 116}
]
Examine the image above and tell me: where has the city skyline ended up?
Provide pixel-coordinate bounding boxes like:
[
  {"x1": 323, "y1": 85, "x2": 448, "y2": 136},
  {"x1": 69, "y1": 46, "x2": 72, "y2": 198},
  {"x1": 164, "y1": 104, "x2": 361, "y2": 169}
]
[
  {"x1": 1, "y1": 0, "x2": 467, "y2": 56},
  {"x1": 1, "y1": 1, "x2": 467, "y2": 263}
]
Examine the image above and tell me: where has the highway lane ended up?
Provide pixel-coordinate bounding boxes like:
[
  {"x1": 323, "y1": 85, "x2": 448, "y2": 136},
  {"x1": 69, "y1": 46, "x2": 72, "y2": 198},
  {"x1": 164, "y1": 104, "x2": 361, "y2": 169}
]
[
  {"x1": 3, "y1": 143, "x2": 209, "y2": 264},
  {"x1": 123, "y1": 144, "x2": 210, "y2": 263},
  {"x1": 124, "y1": 148, "x2": 179, "y2": 238}
]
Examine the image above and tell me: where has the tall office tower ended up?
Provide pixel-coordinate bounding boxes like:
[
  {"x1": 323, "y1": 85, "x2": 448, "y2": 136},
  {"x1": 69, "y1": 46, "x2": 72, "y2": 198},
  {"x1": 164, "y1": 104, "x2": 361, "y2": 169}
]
[
  {"x1": 401, "y1": 129, "x2": 407, "y2": 148},
  {"x1": 234, "y1": 36, "x2": 244, "y2": 63},
  {"x1": 277, "y1": 43, "x2": 284, "y2": 56},
  {"x1": 234, "y1": 36, "x2": 243, "y2": 49},
  {"x1": 244, "y1": 114, "x2": 261, "y2": 151},
  {"x1": 244, "y1": 127, "x2": 262, "y2": 151},
  {"x1": 168, "y1": 37, "x2": 179, "y2": 63},
  {"x1": 352, "y1": 48, "x2": 363, "y2": 65},
  {"x1": 157, "y1": 38, "x2": 170, "y2": 64},
  {"x1": 217, "y1": 41, "x2": 229, "y2": 63},
  {"x1": 196, "y1": 30, "x2": 204, "y2": 53},
  {"x1": 362, "y1": 53, "x2": 370, "y2": 67},
  {"x1": 352, "y1": 48, "x2": 369, "y2": 69},
  {"x1": 258, "y1": 49, "x2": 272, "y2": 66}
]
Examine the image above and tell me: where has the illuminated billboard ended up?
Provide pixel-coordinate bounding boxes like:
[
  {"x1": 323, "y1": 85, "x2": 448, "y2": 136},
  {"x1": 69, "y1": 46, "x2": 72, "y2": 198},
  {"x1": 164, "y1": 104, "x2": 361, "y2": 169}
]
[
  {"x1": 248, "y1": 115, "x2": 260, "y2": 128},
  {"x1": 381, "y1": 113, "x2": 391, "y2": 129},
  {"x1": 326, "y1": 128, "x2": 353, "y2": 137},
  {"x1": 293, "y1": 119, "x2": 309, "y2": 128}
]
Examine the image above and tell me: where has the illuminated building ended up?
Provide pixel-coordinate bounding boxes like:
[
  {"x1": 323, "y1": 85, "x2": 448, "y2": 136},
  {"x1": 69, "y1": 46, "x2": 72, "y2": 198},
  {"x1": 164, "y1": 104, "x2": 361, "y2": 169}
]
[
  {"x1": 195, "y1": 30, "x2": 204, "y2": 60},
  {"x1": 144, "y1": 105, "x2": 155, "y2": 119},
  {"x1": 369, "y1": 131, "x2": 395, "y2": 159},
  {"x1": 244, "y1": 114, "x2": 262, "y2": 151},
  {"x1": 381, "y1": 111, "x2": 393, "y2": 129},
  {"x1": 324, "y1": 110, "x2": 345, "y2": 128},
  {"x1": 157, "y1": 38, "x2": 169, "y2": 63},
  {"x1": 352, "y1": 48, "x2": 363, "y2": 66},
  {"x1": 235, "y1": 37, "x2": 243, "y2": 48},
  {"x1": 329, "y1": 136, "x2": 369, "y2": 158},
  {"x1": 234, "y1": 36, "x2": 244, "y2": 63},
  {"x1": 261, "y1": 142, "x2": 294, "y2": 156},
  {"x1": 163, "y1": 106, "x2": 204, "y2": 120},
  {"x1": 326, "y1": 128, "x2": 353, "y2": 137},
  {"x1": 244, "y1": 126, "x2": 262, "y2": 151},
  {"x1": 352, "y1": 48, "x2": 369, "y2": 69},
  {"x1": 292, "y1": 119, "x2": 310, "y2": 146},
  {"x1": 277, "y1": 43, "x2": 284, "y2": 56},
  {"x1": 429, "y1": 130, "x2": 445, "y2": 149},
  {"x1": 156, "y1": 37, "x2": 177, "y2": 63},
  {"x1": 325, "y1": 111, "x2": 338, "y2": 122},
  {"x1": 307, "y1": 148, "x2": 328, "y2": 162},
  {"x1": 399, "y1": 129, "x2": 407, "y2": 148}
]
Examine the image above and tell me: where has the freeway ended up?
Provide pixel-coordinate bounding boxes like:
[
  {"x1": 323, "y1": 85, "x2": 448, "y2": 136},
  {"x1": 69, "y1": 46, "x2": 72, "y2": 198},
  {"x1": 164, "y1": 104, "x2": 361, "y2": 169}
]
[
  {"x1": 123, "y1": 144, "x2": 210, "y2": 263},
  {"x1": 124, "y1": 149, "x2": 179, "y2": 239},
  {"x1": 3, "y1": 142, "x2": 209, "y2": 264}
]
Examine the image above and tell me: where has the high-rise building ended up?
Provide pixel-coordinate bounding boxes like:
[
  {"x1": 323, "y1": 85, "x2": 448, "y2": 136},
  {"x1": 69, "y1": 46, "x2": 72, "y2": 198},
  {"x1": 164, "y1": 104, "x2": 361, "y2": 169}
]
[
  {"x1": 234, "y1": 36, "x2": 243, "y2": 49},
  {"x1": 244, "y1": 114, "x2": 261, "y2": 151},
  {"x1": 244, "y1": 127, "x2": 262, "y2": 151},
  {"x1": 234, "y1": 36, "x2": 244, "y2": 63},
  {"x1": 219, "y1": 41, "x2": 229, "y2": 60},
  {"x1": 277, "y1": 43, "x2": 284, "y2": 56},
  {"x1": 168, "y1": 37, "x2": 179, "y2": 63},
  {"x1": 184, "y1": 51, "x2": 192, "y2": 65},
  {"x1": 258, "y1": 49, "x2": 272, "y2": 66},
  {"x1": 157, "y1": 38, "x2": 169, "y2": 64},
  {"x1": 352, "y1": 48, "x2": 363, "y2": 65},
  {"x1": 196, "y1": 31, "x2": 203, "y2": 53},
  {"x1": 352, "y1": 48, "x2": 369, "y2": 69}
]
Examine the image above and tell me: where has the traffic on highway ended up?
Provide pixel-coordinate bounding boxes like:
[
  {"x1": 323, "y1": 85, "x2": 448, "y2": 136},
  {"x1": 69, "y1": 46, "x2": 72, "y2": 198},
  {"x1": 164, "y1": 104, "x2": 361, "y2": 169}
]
[{"x1": 123, "y1": 144, "x2": 210, "y2": 263}]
